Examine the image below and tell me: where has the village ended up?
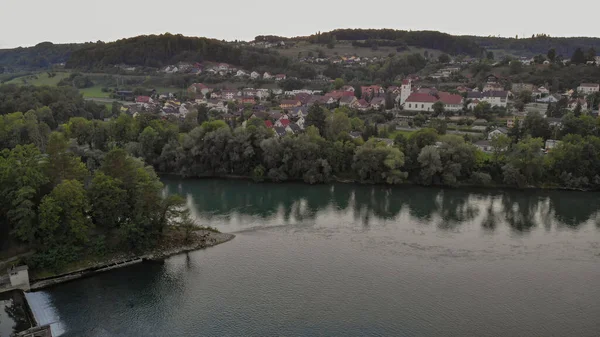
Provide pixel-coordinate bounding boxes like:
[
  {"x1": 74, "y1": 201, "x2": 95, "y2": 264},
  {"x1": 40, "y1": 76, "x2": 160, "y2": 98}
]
[{"x1": 122, "y1": 59, "x2": 600, "y2": 155}]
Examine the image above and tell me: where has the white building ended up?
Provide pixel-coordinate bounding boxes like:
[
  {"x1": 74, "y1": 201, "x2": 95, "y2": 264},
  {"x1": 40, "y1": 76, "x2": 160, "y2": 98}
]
[
  {"x1": 577, "y1": 83, "x2": 599, "y2": 95},
  {"x1": 400, "y1": 79, "x2": 412, "y2": 105},
  {"x1": 467, "y1": 91, "x2": 509, "y2": 108}
]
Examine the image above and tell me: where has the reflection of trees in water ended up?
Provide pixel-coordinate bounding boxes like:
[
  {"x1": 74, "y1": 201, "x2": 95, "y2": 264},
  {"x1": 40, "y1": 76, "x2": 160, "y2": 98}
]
[
  {"x1": 435, "y1": 190, "x2": 480, "y2": 229},
  {"x1": 546, "y1": 191, "x2": 600, "y2": 228},
  {"x1": 501, "y1": 192, "x2": 541, "y2": 232},
  {"x1": 164, "y1": 178, "x2": 598, "y2": 233}
]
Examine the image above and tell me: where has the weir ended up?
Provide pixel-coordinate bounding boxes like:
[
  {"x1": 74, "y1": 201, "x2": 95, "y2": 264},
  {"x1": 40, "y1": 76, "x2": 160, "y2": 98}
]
[{"x1": 24, "y1": 292, "x2": 65, "y2": 336}]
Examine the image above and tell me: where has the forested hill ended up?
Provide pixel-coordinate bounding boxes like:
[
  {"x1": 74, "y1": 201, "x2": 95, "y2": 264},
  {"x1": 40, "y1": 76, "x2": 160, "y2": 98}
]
[
  {"x1": 65, "y1": 34, "x2": 290, "y2": 70},
  {"x1": 301, "y1": 29, "x2": 485, "y2": 57},
  {"x1": 467, "y1": 35, "x2": 600, "y2": 57},
  {"x1": 0, "y1": 42, "x2": 83, "y2": 69}
]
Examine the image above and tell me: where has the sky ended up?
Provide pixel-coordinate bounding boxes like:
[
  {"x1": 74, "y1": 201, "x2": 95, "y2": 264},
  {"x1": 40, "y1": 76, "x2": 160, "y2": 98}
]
[{"x1": 2, "y1": 0, "x2": 600, "y2": 48}]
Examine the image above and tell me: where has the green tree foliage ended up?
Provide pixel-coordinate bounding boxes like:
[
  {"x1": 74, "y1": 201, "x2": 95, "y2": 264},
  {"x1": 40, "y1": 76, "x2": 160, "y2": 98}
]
[
  {"x1": 306, "y1": 103, "x2": 327, "y2": 133},
  {"x1": 571, "y1": 48, "x2": 586, "y2": 65},
  {"x1": 352, "y1": 140, "x2": 407, "y2": 184}
]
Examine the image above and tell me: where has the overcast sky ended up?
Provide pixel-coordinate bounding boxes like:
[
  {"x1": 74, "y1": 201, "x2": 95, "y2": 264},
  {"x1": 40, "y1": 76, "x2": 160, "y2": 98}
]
[{"x1": 2, "y1": 0, "x2": 600, "y2": 48}]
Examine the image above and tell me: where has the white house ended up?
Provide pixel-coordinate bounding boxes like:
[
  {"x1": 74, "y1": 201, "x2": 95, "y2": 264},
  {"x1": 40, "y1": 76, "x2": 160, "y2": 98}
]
[
  {"x1": 488, "y1": 128, "x2": 508, "y2": 141},
  {"x1": 250, "y1": 71, "x2": 261, "y2": 79},
  {"x1": 577, "y1": 83, "x2": 599, "y2": 95},
  {"x1": 235, "y1": 70, "x2": 249, "y2": 77},
  {"x1": 263, "y1": 72, "x2": 273, "y2": 80},
  {"x1": 467, "y1": 91, "x2": 509, "y2": 108},
  {"x1": 7, "y1": 265, "x2": 30, "y2": 291}
]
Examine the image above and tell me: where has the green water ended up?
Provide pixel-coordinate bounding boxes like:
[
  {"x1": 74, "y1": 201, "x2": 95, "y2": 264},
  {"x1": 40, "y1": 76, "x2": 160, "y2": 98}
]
[{"x1": 39, "y1": 179, "x2": 600, "y2": 336}]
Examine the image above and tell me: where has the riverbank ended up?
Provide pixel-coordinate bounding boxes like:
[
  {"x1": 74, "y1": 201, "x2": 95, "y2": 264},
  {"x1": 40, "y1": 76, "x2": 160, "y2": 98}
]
[
  {"x1": 166, "y1": 173, "x2": 597, "y2": 193},
  {"x1": 28, "y1": 229, "x2": 235, "y2": 290}
]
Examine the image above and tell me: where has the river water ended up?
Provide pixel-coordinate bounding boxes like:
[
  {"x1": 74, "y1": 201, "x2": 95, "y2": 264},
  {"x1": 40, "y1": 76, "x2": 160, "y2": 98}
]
[{"x1": 38, "y1": 179, "x2": 600, "y2": 337}]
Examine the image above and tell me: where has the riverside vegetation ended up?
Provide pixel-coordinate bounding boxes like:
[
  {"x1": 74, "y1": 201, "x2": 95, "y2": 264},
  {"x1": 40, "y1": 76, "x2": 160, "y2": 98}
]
[{"x1": 2, "y1": 84, "x2": 600, "y2": 273}]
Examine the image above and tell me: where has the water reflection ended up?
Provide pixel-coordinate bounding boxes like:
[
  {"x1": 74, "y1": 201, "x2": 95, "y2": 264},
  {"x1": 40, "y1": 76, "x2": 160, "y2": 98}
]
[{"x1": 164, "y1": 178, "x2": 600, "y2": 234}]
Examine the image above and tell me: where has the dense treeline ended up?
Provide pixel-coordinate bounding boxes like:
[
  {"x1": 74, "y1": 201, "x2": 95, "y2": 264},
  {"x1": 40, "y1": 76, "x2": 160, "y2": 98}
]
[
  {"x1": 306, "y1": 29, "x2": 484, "y2": 56},
  {"x1": 66, "y1": 34, "x2": 291, "y2": 70},
  {"x1": 0, "y1": 85, "x2": 193, "y2": 271},
  {"x1": 470, "y1": 36, "x2": 600, "y2": 57},
  {"x1": 0, "y1": 42, "x2": 83, "y2": 70}
]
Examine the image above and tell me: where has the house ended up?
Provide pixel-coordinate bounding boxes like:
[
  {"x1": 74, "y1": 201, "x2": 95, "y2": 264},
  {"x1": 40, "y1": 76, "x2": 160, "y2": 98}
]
[
  {"x1": 236, "y1": 70, "x2": 249, "y2": 77},
  {"x1": 537, "y1": 94, "x2": 560, "y2": 103},
  {"x1": 264, "y1": 120, "x2": 274, "y2": 128},
  {"x1": 546, "y1": 117, "x2": 563, "y2": 128},
  {"x1": 370, "y1": 97, "x2": 386, "y2": 110},
  {"x1": 269, "y1": 110, "x2": 283, "y2": 120},
  {"x1": 456, "y1": 86, "x2": 472, "y2": 93},
  {"x1": 483, "y1": 82, "x2": 504, "y2": 92},
  {"x1": 487, "y1": 128, "x2": 508, "y2": 140},
  {"x1": 263, "y1": 72, "x2": 273, "y2": 80},
  {"x1": 280, "y1": 100, "x2": 302, "y2": 109},
  {"x1": 222, "y1": 90, "x2": 239, "y2": 101},
  {"x1": 355, "y1": 99, "x2": 371, "y2": 111},
  {"x1": 545, "y1": 139, "x2": 561, "y2": 152},
  {"x1": 361, "y1": 85, "x2": 385, "y2": 99},
  {"x1": 288, "y1": 123, "x2": 301, "y2": 134},
  {"x1": 290, "y1": 106, "x2": 308, "y2": 119},
  {"x1": 474, "y1": 140, "x2": 493, "y2": 153},
  {"x1": 567, "y1": 98, "x2": 589, "y2": 111},
  {"x1": 188, "y1": 83, "x2": 213, "y2": 96},
  {"x1": 577, "y1": 83, "x2": 599, "y2": 95},
  {"x1": 349, "y1": 131, "x2": 362, "y2": 139},
  {"x1": 467, "y1": 91, "x2": 509, "y2": 108},
  {"x1": 240, "y1": 97, "x2": 256, "y2": 105},
  {"x1": 275, "y1": 74, "x2": 287, "y2": 81},
  {"x1": 250, "y1": 71, "x2": 261, "y2": 79},
  {"x1": 295, "y1": 93, "x2": 312, "y2": 105},
  {"x1": 275, "y1": 118, "x2": 291, "y2": 128},
  {"x1": 511, "y1": 83, "x2": 535, "y2": 93},
  {"x1": 438, "y1": 92, "x2": 463, "y2": 112},
  {"x1": 135, "y1": 96, "x2": 153, "y2": 104},
  {"x1": 373, "y1": 138, "x2": 394, "y2": 147},
  {"x1": 295, "y1": 116, "x2": 306, "y2": 129},
  {"x1": 340, "y1": 96, "x2": 358, "y2": 107},
  {"x1": 341, "y1": 85, "x2": 355, "y2": 92},
  {"x1": 274, "y1": 127, "x2": 287, "y2": 137},
  {"x1": 319, "y1": 96, "x2": 338, "y2": 107}
]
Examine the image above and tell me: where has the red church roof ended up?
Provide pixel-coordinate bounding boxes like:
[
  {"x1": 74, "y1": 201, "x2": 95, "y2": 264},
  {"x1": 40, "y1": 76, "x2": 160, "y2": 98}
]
[{"x1": 405, "y1": 93, "x2": 438, "y2": 103}]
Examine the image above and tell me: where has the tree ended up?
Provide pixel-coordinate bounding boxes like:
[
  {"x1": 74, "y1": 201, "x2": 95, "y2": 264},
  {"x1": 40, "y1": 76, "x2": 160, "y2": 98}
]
[
  {"x1": 547, "y1": 48, "x2": 556, "y2": 62},
  {"x1": 418, "y1": 145, "x2": 443, "y2": 185},
  {"x1": 586, "y1": 47, "x2": 596, "y2": 62},
  {"x1": 473, "y1": 101, "x2": 492, "y2": 118},
  {"x1": 490, "y1": 134, "x2": 511, "y2": 162},
  {"x1": 306, "y1": 103, "x2": 327, "y2": 132},
  {"x1": 326, "y1": 110, "x2": 351, "y2": 141},
  {"x1": 438, "y1": 54, "x2": 451, "y2": 63},
  {"x1": 88, "y1": 172, "x2": 128, "y2": 229},
  {"x1": 354, "y1": 86, "x2": 362, "y2": 99},
  {"x1": 432, "y1": 101, "x2": 445, "y2": 116},
  {"x1": 45, "y1": 132, "x2": 89, "y2": 186},
  {"x1": 414, "y1": 113, "x2": 426, "y2": 127},
  {"x1": 486, "y1": 51, "x2": 495, "y2": 60},
  {"x1": 571, "y1": 48, "x2": 586, "y2": 65},
  {"x1": 352, "y1": 140, "x2": 407, "y2": 184},
  {"x1": 429, "y1": 119, "x2": 447, "y2": 135},
  {"x1": 38, "y1": 180, "x2": 91, "y2": 251},
  {"x1": 333, "y1": 78, "x2": 345, "y2": 90}
]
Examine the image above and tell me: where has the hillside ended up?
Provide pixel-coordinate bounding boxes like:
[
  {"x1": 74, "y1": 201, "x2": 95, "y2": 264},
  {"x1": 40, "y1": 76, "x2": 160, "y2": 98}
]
[
  {"x1": 66, "y1": 33, "x2": 290, "y2": 71},
  {"x1": 1, "y1": 30, "x2": 600, "y2": 73},
  {"x1": 0, "y1": 42, "x2": 83, "y2": 69}
]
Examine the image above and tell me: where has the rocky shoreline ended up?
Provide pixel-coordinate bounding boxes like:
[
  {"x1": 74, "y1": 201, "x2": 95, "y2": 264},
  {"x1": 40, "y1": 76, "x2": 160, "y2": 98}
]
[{"x1": 29, "y1": 230, "x2": 235, "y2": 290}]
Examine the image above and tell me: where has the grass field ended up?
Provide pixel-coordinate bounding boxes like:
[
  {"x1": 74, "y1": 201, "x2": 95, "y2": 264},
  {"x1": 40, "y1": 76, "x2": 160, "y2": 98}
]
[
  {"x1": 389, "y1": 130, "x2": 415, "y2": 139},
  {"x1": 79, "y1": 85, "x2": 111, "y2": 98},
  {"x1": 5, "y1": 72, "x2": 70, "y2": 86}
]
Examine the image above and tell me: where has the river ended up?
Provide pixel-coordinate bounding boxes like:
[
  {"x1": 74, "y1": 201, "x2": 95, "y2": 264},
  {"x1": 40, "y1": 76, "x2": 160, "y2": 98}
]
[{"x1": 35, "y1": 179, "x2": 600, "y2": 336}]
